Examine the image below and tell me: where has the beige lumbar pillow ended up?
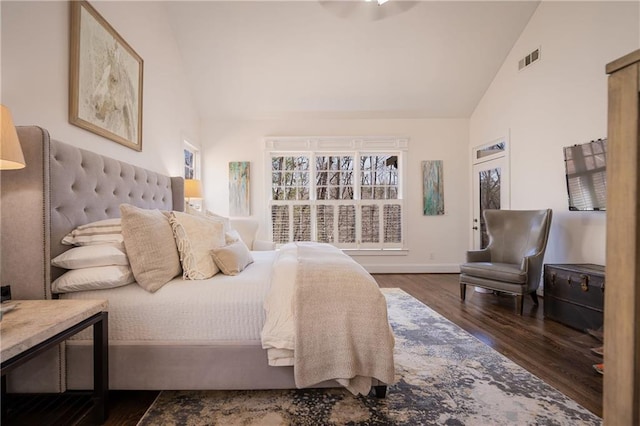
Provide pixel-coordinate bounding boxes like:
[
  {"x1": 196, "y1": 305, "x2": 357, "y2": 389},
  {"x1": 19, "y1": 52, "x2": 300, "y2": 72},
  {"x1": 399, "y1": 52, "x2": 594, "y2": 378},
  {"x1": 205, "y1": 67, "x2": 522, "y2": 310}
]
[
  {"x1": 120, "y1": 204, "x2": 181, "y2": 292},
  {"x1": 211, "y1": 240, "x2": 254, "y2": 276},
  {"x1": 169, "y1": 211, "x2": 226, "y2": 280}
]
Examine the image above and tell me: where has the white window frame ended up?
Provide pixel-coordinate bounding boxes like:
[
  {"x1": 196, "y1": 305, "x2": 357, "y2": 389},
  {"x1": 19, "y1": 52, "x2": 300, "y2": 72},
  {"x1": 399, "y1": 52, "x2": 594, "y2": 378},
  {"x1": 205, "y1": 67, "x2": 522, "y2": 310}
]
[
  {"x1": 265, "y1": 136, "x2": 408, "y2": 251},
  {"x1": 183, "y1": 140, "x2": 201, "y2": 180},
  {"x1": 183, "y1": 140, "x2": 202, "y2": 210}
]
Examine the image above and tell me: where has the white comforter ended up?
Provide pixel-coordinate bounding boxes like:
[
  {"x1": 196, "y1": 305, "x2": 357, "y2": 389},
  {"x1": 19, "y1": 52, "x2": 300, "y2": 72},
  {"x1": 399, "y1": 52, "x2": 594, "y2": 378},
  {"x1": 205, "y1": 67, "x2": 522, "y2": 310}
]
[{"x1": 261, "y1": 243, "x2": 298, "y2": 365}]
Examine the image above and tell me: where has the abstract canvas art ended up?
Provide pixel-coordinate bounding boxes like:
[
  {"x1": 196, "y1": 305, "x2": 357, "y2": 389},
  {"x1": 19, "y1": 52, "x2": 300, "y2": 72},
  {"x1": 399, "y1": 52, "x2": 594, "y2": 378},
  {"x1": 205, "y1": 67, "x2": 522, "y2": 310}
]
[
  {"x1": 69, "y1": 1, "x2": 143, "y2": 151},
  {"x1": 229, "y1": 162, "x2": 250, "y2": 216},
  {"x1": 422, "y1": 160, "x2": 445, "y2": 215}
]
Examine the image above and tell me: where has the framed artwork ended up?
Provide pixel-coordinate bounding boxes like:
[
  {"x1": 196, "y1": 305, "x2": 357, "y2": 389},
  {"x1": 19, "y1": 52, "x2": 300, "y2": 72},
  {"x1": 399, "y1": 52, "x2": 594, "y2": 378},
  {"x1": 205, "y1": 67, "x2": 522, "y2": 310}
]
[
  {"x1": 69, "y1": 0, "x2": 143, "y2": 151},
  {"x1": 422, "y1": 160, "x2": 445, "y2": 215},
  {"x1": 229, "y1": 162, "x2": 250, "y2": 216}
]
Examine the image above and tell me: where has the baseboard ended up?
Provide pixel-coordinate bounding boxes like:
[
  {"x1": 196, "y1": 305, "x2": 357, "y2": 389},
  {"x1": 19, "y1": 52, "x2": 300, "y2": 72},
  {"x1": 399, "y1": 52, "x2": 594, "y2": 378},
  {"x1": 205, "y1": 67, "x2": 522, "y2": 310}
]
[{"x1": 362, "y1": 263, "x2": 461, "y2": 274}]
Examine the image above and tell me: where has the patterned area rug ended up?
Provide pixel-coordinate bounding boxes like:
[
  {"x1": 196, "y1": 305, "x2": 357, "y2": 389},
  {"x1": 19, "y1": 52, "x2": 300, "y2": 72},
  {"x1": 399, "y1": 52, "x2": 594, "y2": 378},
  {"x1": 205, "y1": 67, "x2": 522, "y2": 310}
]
[{"x1": 137, "y1": 288, "x2": 601, "y2": 425}]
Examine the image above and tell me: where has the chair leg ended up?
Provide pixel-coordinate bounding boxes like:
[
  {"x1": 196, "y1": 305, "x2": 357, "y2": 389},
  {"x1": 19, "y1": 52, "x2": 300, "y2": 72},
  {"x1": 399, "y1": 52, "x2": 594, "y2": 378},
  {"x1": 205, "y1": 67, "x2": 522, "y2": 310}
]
[
  {"x1": 516, "y1": 295, "x2": 524, "y2": 315},
  {"x1": 530, "y1": 292, "x2": 539, "y2": 306},
  {"x1": 460, "y1": 284, "x2": 466, "y2": 301}
]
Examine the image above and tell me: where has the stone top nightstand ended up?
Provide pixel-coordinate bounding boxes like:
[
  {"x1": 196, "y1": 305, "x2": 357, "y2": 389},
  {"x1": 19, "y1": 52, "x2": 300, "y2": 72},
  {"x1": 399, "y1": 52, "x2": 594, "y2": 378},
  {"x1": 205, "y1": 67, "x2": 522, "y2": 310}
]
[{"x1": 1, "y1": 299, "x2": 109, "y2": 424}]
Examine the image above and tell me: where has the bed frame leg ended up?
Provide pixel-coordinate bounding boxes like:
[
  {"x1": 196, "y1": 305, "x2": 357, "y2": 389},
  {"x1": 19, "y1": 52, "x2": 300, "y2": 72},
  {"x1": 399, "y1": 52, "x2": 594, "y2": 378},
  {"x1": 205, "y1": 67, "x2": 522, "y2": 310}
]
[{"x1": 373, "y1": 385, "x2": 387, "y2": 398}]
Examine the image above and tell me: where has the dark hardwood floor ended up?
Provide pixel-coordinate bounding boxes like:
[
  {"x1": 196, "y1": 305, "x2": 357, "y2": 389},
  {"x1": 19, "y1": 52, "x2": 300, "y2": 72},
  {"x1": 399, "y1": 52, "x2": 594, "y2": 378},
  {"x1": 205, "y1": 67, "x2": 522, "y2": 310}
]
[{"x1": 71, "y1": 273, "x2": 601, "y2": 424}]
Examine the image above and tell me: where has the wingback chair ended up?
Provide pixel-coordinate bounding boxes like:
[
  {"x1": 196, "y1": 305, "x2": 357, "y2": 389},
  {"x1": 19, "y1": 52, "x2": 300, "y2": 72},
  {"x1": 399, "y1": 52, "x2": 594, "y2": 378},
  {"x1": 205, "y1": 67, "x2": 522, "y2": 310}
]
[{"x1": 459, "y1": 209, "x2": 553, "y2": 315}]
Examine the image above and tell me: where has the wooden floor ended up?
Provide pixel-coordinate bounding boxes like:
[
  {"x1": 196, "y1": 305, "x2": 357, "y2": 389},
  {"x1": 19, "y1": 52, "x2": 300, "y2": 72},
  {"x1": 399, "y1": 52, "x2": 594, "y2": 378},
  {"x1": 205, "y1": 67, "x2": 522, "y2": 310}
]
[{"x1": 77, "y1": 273, "x2": 602, "y2": 425}]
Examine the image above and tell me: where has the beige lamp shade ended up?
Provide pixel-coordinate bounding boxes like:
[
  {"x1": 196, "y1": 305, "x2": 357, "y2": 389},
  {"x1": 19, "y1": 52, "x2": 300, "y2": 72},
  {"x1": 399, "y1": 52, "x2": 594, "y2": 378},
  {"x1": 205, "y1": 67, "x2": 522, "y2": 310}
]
[
  {"x1": 184, "y1": 179, "x2": 203, "y2": 199},
  {"x1": 0, "y1": 105, "x2": 26, "y2": 170}
]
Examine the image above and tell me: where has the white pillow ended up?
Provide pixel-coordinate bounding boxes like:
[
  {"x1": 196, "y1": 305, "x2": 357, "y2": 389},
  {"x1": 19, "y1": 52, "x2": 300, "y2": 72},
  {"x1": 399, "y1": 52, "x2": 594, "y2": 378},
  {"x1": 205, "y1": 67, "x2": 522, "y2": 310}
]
[
  {"x1": 52, "y1": 245, "x2": 128, "y2": 269},
  {"x1": 52, "y1": 265, "x2": 134, "y2": 293},
  {"x1": 169, "y1": 211, "x2": 226, "y2": 280},
  {"x1": 62, "y1": 218, "x2": 123, "y2": 246}
]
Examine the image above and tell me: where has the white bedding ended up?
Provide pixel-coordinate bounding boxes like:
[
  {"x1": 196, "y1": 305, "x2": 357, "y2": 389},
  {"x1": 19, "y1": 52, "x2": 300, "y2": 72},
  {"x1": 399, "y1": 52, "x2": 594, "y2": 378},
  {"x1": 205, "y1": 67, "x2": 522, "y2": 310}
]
[
  {"x1": 260, "y1": 244, "x2": 298, "y2": 365},
  {"x1": 62, "y1": 251, "x2": 277, "y2": 342}
]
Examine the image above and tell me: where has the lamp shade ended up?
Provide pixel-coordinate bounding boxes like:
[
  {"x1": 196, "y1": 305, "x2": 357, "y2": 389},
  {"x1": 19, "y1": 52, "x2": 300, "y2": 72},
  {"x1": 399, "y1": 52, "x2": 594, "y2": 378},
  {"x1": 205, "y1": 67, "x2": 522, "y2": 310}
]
[
  {"x1": 0, "y1": 105, "x2": 26, "y2": 170},
  {"x1": 184, "y1": 179, "x2": 203, "y2": 198}
]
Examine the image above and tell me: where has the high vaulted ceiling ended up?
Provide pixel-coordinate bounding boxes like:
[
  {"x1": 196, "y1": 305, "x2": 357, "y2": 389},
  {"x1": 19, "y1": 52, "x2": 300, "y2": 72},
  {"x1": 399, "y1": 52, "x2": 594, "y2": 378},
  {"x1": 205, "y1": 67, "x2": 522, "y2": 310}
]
[{"x1": 165, "y1": 1, "x2": 540, "y2": 120}]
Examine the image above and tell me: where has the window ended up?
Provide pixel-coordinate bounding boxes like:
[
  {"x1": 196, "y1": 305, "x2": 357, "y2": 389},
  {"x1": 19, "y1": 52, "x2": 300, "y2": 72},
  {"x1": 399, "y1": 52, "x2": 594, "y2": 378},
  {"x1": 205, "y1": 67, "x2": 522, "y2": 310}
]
[
  {"x1": 564, "y1": 139, "x2": 607, "y2": 211},
  {"x1": 267, "y1": 137, "x2": 407, "y2": 250},
  {"x1": 183, "y1": 142, "x2": 200, "y2": 179},
  {"x1": 183, "y1": 140, "x2": 202, "y2": 209}
]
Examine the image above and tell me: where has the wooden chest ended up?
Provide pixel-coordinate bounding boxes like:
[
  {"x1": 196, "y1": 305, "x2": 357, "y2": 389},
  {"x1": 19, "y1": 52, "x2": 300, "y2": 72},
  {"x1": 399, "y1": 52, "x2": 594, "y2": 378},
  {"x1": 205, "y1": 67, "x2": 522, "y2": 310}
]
[{"x1": 543, "y1": 264, "x2": 605, "y2": 332}]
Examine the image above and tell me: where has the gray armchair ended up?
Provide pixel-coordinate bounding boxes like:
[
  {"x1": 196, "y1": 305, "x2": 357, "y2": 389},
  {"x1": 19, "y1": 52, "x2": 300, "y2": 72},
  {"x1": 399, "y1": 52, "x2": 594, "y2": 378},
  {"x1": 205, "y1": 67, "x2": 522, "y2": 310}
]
[{"x1": 459, "y1": 209, "x2": 553, "y2": 315}]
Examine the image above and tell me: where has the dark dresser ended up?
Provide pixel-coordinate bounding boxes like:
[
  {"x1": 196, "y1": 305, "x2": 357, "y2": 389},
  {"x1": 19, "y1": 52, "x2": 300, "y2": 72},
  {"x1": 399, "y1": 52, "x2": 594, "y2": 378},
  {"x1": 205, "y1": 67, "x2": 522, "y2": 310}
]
[{"x1": 543, "y1": 264, "x2": 605, "y2": 331}]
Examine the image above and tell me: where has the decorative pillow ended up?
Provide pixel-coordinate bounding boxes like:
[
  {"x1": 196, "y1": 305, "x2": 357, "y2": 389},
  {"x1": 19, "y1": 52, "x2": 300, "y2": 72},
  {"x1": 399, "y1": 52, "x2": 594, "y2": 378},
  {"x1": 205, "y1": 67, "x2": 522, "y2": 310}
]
[
  {"x1": 51, "y1": 265, "x2": 134, "y2": 294},
  {"x1": 169, "y1": 211, "x2": 226, "y2": 280},
  {"x1": 62, "y1": 218, "x2": 122, "y2": 246},
  {"x1": 211, "y1": 240, "x2": 254, "y2": 276},
  {"x1": 52, "y1": 245, "x2": 128, "y2": 269},
  {"x1": 185, "y1": 205, "x2": 231, "y2": 232},
  {"x1": 120, "y1": 204, "x2": 182, "y2": 293},
  {"x1": 225, "y1": 229, "x2": 242, "y2": 245}
]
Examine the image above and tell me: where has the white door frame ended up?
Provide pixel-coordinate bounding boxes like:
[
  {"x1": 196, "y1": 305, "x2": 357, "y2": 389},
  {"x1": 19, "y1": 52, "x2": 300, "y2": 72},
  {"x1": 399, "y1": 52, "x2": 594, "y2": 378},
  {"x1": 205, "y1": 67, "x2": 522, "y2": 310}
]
[{"x1": 471, "y1": 137, "x2": 511, "y2": 249}]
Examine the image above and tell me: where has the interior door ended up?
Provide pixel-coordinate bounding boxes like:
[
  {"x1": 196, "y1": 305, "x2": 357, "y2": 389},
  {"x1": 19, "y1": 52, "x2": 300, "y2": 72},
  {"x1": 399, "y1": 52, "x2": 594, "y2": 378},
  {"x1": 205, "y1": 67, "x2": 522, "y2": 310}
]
[{"x1": 472, "y1": 140, "x2": 510, "y2": 249}]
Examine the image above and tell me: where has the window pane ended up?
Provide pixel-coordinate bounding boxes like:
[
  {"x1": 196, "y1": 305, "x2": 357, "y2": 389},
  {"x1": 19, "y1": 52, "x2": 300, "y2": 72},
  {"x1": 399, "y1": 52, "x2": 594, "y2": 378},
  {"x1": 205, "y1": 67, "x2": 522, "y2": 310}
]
[
  {"x1": 316, "y1": 171, "x2": 328, "y2": 186},
  {"x1": 316, "y1": 155, "x2": 354, "y2": 201},
  {"x1": 316, "y1": 205, "x2": 334, "y2": 243},
  {"x1": 338, "y1": 205, "x2": 356, "y2": 243},
  {"x1": 293, "y1": 205, "x2": 311, "y2": 241},
  {"x1": 271, "y1": 205, "x2": 289, "y2": 244},
  {"x1": 361, "y1": 187, "x2": 373, "y2": 200},
  {"x1": 360, "y1": 154, "x2": 398, "y2": 200},
  {"x1": 361, "y1": 205, "x2": 380, "y2": 243},
  {"x1": 184, "y1": 148, "x2": 196, "y2": 179}
]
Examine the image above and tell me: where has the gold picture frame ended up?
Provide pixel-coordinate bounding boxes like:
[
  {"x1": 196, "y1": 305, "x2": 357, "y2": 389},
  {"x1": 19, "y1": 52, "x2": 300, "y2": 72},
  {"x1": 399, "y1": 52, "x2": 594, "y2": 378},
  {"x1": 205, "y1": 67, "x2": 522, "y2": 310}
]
[{"x1": 69, "y1": 0, "x2": 143, "y2": 151}]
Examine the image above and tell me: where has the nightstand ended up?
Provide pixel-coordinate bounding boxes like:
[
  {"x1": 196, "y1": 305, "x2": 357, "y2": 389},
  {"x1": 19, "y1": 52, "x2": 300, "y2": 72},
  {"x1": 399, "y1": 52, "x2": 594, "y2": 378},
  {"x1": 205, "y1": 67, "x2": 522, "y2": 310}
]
[{"x1": 1, "y1": 299, "x2": 109, "y2": 424}]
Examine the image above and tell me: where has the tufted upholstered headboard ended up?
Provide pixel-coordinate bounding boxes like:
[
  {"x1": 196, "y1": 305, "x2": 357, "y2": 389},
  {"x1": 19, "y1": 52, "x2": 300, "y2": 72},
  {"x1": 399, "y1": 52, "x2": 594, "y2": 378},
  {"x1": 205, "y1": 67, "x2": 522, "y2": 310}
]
[{"x1": 1, "y1": 126, "x2": 184, "y2": 301}]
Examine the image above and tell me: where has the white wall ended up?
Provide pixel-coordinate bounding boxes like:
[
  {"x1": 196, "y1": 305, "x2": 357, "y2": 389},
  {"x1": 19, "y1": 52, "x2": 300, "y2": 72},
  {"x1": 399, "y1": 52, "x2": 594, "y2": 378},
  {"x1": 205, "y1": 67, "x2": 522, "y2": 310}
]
[
  {"x1": 470, "y1": 1, "x2": 639, "y2": 266},
  {"x1": 201, "y1": 118, "x2": 469, "y2": 272},
  {"x1": 1, "y1": 1, "x2": 199, "y2": 176}
]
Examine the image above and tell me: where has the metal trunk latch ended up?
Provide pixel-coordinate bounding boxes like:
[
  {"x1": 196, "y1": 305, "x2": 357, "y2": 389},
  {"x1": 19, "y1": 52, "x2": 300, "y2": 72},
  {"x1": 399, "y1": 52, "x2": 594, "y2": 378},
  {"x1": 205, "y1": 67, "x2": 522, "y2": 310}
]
[{"x1": 580, "y1": 274, "x2": 589, "y2": 292}]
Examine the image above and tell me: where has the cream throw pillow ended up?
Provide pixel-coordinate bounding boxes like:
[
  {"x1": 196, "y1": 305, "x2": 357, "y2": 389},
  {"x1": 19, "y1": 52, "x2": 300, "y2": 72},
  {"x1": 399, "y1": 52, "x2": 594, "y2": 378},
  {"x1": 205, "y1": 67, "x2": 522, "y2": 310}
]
[
  {"x1": 211, "y1": 240, "x2": 254, "y2": 276},
  {"x1": 169, "y1": 211, "x2": 226, "y2": 279},
  {"x1": 120, "y1": 204, "x2": 181, "y2": 292},
  {"x1": 185, "y1": 204, "x2": 231, "y2": 232}
]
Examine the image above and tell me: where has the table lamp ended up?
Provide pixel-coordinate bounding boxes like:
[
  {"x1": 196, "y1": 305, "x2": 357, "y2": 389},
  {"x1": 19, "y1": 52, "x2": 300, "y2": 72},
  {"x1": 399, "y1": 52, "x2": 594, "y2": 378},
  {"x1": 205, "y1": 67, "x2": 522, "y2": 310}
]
[
  {"x1": 0, "y1": 105, "x2": 26, "y2": 170},
  {"x1": 184, "y1": 179, "x2": 203, "y2": 208}
]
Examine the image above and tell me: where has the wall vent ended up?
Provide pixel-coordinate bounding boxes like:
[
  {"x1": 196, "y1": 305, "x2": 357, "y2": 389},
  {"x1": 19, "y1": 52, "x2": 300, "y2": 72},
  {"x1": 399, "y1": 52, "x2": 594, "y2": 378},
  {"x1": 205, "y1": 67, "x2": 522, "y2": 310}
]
[{"x1": 518, "y1": 47, "x2": 541, "y2": 71}]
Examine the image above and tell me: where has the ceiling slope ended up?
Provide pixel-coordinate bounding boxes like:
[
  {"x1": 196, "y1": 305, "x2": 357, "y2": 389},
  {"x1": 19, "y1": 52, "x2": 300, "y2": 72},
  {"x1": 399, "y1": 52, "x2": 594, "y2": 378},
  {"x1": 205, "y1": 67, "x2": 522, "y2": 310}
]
[{"x1": 165, "y1": 1, "x2": 539, "y2": 120}]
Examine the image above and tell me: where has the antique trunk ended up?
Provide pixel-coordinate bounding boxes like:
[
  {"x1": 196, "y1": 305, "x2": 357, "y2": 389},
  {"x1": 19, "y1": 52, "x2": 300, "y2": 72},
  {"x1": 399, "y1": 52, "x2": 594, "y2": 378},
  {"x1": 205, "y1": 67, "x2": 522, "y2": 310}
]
[{"x1": 543, "y1": 264, "x2": 605, "y2": 332}]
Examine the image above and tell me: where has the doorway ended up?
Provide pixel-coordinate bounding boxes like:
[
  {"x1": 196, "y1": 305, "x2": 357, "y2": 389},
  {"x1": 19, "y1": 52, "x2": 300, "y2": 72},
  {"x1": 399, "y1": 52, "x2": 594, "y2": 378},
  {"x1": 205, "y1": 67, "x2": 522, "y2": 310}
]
[{"x1": 472, "y1": 139, "x2": 510, "y2": 249}]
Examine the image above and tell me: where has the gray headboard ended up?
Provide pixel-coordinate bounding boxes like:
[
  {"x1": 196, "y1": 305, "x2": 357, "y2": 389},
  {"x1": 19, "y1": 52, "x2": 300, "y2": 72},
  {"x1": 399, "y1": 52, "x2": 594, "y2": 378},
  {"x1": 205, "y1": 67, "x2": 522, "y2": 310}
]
[{"x1": 1, "y1": 126, "x2": 184, "y2": 300}]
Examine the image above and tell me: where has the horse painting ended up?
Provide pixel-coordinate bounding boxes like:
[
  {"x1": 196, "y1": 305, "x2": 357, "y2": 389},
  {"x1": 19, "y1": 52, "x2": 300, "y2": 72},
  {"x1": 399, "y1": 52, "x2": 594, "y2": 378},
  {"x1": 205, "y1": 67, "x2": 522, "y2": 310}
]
[{"x1": 89, "y1": 42, "x2": 137, "y2": 143}]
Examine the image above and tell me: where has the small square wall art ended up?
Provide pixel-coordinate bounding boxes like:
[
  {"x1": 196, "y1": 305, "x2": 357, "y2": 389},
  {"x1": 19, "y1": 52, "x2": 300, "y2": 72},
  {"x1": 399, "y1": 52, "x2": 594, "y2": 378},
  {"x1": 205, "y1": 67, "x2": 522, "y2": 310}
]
[
  {"x1": 422, "y1": 160, "x2": 444, "y2": 215},
  {"x1": 229, "y1": 161, "x2": 250, "y2": 216}
]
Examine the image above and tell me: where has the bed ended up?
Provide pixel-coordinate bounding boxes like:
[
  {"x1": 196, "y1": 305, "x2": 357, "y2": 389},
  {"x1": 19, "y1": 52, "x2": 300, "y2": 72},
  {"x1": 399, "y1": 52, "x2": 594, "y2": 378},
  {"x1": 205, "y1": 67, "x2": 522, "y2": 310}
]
[{"x1": 0, "y1": 126, "x2": 394, "y2": 396}]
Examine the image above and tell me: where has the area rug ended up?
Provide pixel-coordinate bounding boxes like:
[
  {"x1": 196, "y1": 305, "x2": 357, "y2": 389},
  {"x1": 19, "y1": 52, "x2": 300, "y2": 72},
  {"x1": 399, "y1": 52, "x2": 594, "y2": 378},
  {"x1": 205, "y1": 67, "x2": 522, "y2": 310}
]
[{"x1": 137, "y1": 288, "x2": 601, "y2": 425}]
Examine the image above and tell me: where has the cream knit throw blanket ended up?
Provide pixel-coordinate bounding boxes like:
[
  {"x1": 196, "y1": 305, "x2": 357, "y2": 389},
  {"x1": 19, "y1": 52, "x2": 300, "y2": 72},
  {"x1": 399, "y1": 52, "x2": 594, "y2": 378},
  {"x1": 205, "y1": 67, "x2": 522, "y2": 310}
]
[{"x1": 293, "y1": 243, "x2": 395, "y2": 395}]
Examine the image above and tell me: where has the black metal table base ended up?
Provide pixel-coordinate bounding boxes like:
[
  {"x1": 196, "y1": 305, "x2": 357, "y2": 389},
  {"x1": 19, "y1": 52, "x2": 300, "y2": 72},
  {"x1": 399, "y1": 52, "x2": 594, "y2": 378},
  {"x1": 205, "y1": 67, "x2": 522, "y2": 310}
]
[{"x1": 1, "y1": 311, "x2": 109, "y2": 424}]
